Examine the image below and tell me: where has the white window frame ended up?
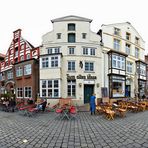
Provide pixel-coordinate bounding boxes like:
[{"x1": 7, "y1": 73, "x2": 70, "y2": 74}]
[
  {"x1": 16, "y1": 67, "x2": 23, "y2": 77},
  {"x1": 67, "y1": 80, "x2": 76, "y2": 97},
  {"x1": 68, "y1": 47, "x2": 75, "y2": 55},
  {"x1": 112, "y1": 55, "x2": 125, "y2": 70},
  {"x1": 68, "y1": 61, "x2": 75, "y2": 71},
  {"x1": 47, "y1": 47, "x2": 60, "y2": 54},
  {"x1": 135, "y1": 47, "x2": 139, "y2": 58},
  {"x1": 83, "y1": 47, "x2": 95, "y2": 56},
  {"x1": 125, "y1": 43, "x2": 130, "y2": 55},
  {"x1": 51, "y1": 56, "x2": 58, "y2": 67},
  {"x1": 40, "y1": 80, "x2": 60, "y2": 98},
  {"x1": 24, "y1": 86, "x2": 32, "y2": 98},
  {"x1": 140, "y1": 64, "x2": 146, "y2": 76},
  {"x1": 24, "y1": 64, "x2": 32, "y2": 75},
  {"x1": 85, "y1": 62, "x2": 94, "y2": 72},
  {"x1": 127, "y1": 61, "x2": 133, "y2": 73},
  {"x1": 42, "y1": 57, "x2": 49, "y2": 68},
  {"x1": 17, "y1": 87, "x2": 23, "y2": 98},
  {"x1": 7, "y1": 71, "x2": 13, "y2": 79},
  {"x1": 114, "y1": 39, "x2": 120, "y2": 50}
]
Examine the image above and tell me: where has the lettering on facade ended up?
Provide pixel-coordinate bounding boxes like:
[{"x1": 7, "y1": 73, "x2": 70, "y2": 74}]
[{"x1": 67, "y1": 74, "x2": 97, "y2": 80}]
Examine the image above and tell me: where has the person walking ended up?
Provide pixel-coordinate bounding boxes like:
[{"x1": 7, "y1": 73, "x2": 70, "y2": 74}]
[{"x1": 90, "y1": 93, "x2": 96, "y2": 115}]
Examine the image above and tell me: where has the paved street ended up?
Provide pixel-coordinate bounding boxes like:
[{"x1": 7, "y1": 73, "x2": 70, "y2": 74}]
[{"x1": 1, "y1": 111, "x2": 148, "y2": 148}]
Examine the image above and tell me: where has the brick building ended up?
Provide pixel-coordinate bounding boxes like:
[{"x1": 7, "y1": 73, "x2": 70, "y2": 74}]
[{"x1": 0, "y1": 29, "x2": 39, "y2": 102}]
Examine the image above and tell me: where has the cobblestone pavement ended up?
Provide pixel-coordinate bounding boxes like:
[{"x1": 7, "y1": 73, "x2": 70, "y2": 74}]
[{"x1": 1, "y1": 111, "x2": 148, "y2": 148}]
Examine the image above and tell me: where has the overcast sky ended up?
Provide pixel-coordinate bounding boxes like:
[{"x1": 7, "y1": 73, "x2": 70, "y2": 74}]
[{"x1": 0, "y1": 0, "x2": 148, "y2": 54}]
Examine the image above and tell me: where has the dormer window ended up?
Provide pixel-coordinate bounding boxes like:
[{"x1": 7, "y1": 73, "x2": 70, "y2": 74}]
[
  {"x1": 68, "y1": 23, "x2": 75, "y2": 31},
  {"x1": 114, "y1": 28, "x2": 120, "y2": 36}
]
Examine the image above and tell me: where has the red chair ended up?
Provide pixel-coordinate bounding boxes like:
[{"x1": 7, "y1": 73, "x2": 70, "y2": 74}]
[
  {"x1": 55, "y1": 108, "x2": 63, "y2": 119},
  {"x1": 69, "y1": 106, "x2": 78, "y2": 120}
]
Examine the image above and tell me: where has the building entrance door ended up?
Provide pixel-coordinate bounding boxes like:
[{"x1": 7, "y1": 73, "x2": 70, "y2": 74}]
[
  {"x1": 84, "y1": 85, "x2": 94, "y2": 104},
  {"x1": 125, "y1": 85, "x2": 131, "y2": 97}
]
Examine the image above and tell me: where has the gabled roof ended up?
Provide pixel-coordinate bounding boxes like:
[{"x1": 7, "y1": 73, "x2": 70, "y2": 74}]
[
  {"x1": 51, "y1": 15, "x2": 92, "y2": 23},
  {"x1": 101, "y1": 22, "x2": 145, "y2": 42}
]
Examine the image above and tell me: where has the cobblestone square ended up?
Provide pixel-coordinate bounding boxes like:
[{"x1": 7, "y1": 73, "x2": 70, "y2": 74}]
[{"x1": 0, "y1": 111, "x2": 148, "y2": 148}]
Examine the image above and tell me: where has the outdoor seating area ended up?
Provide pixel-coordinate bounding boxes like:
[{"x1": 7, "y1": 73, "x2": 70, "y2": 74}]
[
  {"x1": 96, "y1": 99, "x2": 148, "y2": 120},
  {"x1": 55, "y1": 98, "x2": 78, "y2": 120}
]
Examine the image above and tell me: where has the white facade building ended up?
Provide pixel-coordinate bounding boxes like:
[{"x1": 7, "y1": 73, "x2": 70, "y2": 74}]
[
  {"x1": 100, "y1": 22, "x2": 146, "y2": 100},
  {"x1": 39, "y1": 16, "x2": 102, "y2": 105}
]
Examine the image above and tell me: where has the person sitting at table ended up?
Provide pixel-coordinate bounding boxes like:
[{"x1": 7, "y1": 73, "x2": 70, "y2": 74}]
[{"x1": 41, "y1": 99, "x2": 47, "y2": 112}]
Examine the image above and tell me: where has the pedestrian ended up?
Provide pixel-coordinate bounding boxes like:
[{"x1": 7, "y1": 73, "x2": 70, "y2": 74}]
[{"x1": 90, "y1": 93, "x2": 96, "y2": 115}]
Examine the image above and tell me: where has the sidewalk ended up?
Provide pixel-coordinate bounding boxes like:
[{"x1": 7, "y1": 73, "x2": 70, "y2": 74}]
[{"x1": 0, "y1": 111, "x2": 148, "y2": 147}]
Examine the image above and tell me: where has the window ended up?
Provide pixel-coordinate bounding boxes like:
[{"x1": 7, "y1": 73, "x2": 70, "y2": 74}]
[
  {"x1": 24, "y1": 87, "x2": 32, "y2": 98},
  {"x1": 57, "y1": 33, "x2": 61, "y2": 39},
  {"x1": 82, "y1": 33, "x2": 87, "y2": 39},
  {"x1": 83, "y1": 47, "x2": 95, "y2": 56},
  {"x1": 42, "y1": 80, "x2": 47, "y2": 97},
  {"x1": 42, "y1": 57, "x2": 49, "y2": 68},
  {"x1": 68, "y1": 23, "x2": 75, "y2": 31},
  {"x1": 17, "y1": 88, "x2": 23, "y2": 98},
  {"x1": 125, "y1": 43, "x2": 130, "y2": 55},
  {"x1": 20, "y1": 56, "x2": 24, "y2": 61},
  {"x1": 135, "y1": 37, "x2": 139, "y2": 45},
  {"x1": 68, "y1": 61, "x2": 75, "y2": 71},
  {"x1": 114, "y1": 28, "x2": 120, "y2": 36},
  {"x1": 112, "y1": 55, "x2": 125, "y2": 70},
  {"x1": 48, "y1": 48, "x2": 52, "y2": 54},
  {"x1": 41, "y1": 80, "x2": 60, "y2": 97},
  {"x1": 126, "y1": 32, "x2": 130, "y2": 40},
  {"x1": 21, "y1": 44, "x2": 25, "y2": 50},
  {"x1": 112, "y1": 78, "x2": 125, "y2": 97},
  {"x1": 15, "y1": 47, "x2": 18, "y2": 57},
  {"x1": 67, "y1": 80, "x2": 76, "y2": 97},
  {"x1": 26, "y1": 54, "x2": 30, "y2": 59},
  {"x1": 7, "y1": 71, "x2": 13, "y2": 79},
  {"x1": 51, "y1": 56, "x2": 58, "y2": 67},
  {"x1": 127, "y1": 61, "x2": 133, "y2": 73},
  {"x1": 114, "y1": 39, "x2": 120, "y2": 50},
  {"x1": 135, "y1": 47, "x2": 139, "y2": 58},
  {"x1": 55, "y1": 48, "x2": 60, "y2": 53},
  {"x1": 24, "y1": 64, "x2": 31, "y2": 75},
  {"x1": 16, "y1": 67, "x2": 23, "y2": 77},
  {"x1": 85, "y1": 62, "x2": 94, "y2": 71},
  {"x1": 83, "y1": 48, "x2": 88, "y2": 55},
  {"x1": 68, "y1": 33, "x2": 75, "y2": 43},
  {"x1": 68, "y1": 47, "x2": 75, "y2": 55},
  {"x1": 47, "y1": 47, "x2": 60, "y2": 54},
  {"x1": 90, "y1": 48, "x2": 95, "y2": 55},
  {"x1": 140, "y1": 63, "x2": 146, "y2": 76}
]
